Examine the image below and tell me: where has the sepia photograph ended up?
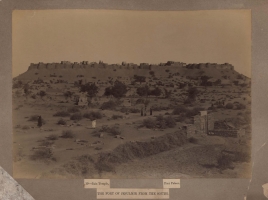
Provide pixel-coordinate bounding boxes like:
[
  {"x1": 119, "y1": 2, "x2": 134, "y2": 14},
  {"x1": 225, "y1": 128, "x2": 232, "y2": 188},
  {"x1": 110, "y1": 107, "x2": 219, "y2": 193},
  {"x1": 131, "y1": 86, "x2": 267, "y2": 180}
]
[{"x1": 12, "y1": 10, "x2": 251, "y2": 179}]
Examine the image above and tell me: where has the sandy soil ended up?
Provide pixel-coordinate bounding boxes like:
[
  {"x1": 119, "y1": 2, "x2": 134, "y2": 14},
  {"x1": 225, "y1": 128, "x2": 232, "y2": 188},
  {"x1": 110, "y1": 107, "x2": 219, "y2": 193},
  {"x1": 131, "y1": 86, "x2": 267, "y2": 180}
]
[{"x1": 12, "y1": 84, "x2": 251, "y2": 179}]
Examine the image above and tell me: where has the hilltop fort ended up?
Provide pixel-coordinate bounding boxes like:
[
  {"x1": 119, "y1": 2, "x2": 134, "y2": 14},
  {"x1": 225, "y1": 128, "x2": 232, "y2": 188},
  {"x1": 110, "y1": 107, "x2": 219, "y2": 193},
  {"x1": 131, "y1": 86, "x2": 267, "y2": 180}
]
[
  {"x1": 28, "y1": 61, "x2": 234, "y2": 71},
  {"x1": 15, "y1": 60, "x2": 244, "y2": 82}
]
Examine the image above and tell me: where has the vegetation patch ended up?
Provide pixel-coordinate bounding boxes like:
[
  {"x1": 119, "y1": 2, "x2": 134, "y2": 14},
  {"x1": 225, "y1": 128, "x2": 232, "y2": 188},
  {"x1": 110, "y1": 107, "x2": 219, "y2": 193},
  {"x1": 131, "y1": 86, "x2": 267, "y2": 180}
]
[
  {"x1": 30, "y1": 149, "x2": 56, "y2": 161},
  {"x1": 47, "y1": 134, "x2": 58, "y2": 140},
  {"x1": 61, "y1": 130, "x2": 75, "y2": 138},
  {"x1": 142, "y1": 115, "x2": 176, "y2": 129},
  {"x1": 83, "y1": 111, "x2": 102, "y2": 120},
  {"x1": 95, "y1": 131, "x2": 187, "y2": 173},
  {"x1": 111, "y1": 114, "x2": 123, "y2": 120},
  {"x1": 70, "y1": 112, "x2": 82, "y2": 121},
  {"x1": 67, "y1": 107, "x2": 80, "y2": 113},
  {"x1": 100, "y1": 100, "x2": 121, "y2": 110},
  {"x1": 99, "y1": 125, "x2": 121, "y2": 136},
  {"x1": 57, "y1": 118, "x2": 67, "y2": 125},
  {"x1": 53, "y1": 111, "x2": 70, "y2": 117}
]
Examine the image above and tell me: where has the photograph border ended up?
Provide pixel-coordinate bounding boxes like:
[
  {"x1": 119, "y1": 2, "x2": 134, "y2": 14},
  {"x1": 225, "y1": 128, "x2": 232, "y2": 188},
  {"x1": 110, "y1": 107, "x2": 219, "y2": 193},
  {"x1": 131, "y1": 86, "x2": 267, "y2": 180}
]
[{"x1": 1, "y1": 0, "x2": 268, "y2": 200}]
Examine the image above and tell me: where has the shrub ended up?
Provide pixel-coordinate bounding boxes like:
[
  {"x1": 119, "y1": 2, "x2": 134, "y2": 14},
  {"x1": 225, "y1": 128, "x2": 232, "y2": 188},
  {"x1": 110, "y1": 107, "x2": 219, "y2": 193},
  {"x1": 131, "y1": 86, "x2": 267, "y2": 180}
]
[
  {"x1": 136, "y1": 98, "x2": 150, "y2": 105},
  {"x1": 225, "y1": 103, "x2": 234, "y2": 109},
  {"x1": 184, "y1": 98, "x2": 192, "y2": 105},
  {"x1": 22, "y1": 125, "x2": 30, "y2": 130},
  {"x1": 39, "y1": 140, "x2": 54, "y2": 147},
  {"x1": 175, "y1": 114, "x2": 186, "y2": 122},
  {"x1": 151, "y1": 105, "x2": 169, "y2": 111},
  {"x1": 47, "y1": 134, "x2": 58, "y2": 140},
  {"x1": 57, "y1": 154, "x2": 95, "y2": 176},
  {"x1": 70, "y1": 112, "x2": 82, "y2": 121},
  {"x1": 28, "y1": 115, "x2": 39, "y2": 121},
  {"x1": 233, "y1": 151, "x2": 250, "y2": 163},
  {"x1": 235, "y1": 103, "x2": 246, "y2": 110},
  {"x1": 53, "y1": 111, "x2": 70, "y2": 117},
  {"x1": 100, "y1": 100, "x2": 118, "y2": 110},
  {"x1": 94, "y1": 161, "x2": 115, "y2": 174},
  {"x1": 208, "y1": 106, "x2": 216, "y2": 111},
  {"x1": 164, "y1": 115, "x2": 176, "y2": 128},
  {"x1": 100, "y1": 125, "x2": 121, "y2": 136},
  {"x1": 28, "y1": 115, "x2": 46, "y2": 124},
  {"x1": 111, "y1": 114, "x2": 123, "y2": 120},
  {"x1": 83, "y1": 111, "x2": 102, "y2": 120},
  {"x1": 30, "y1": 149, "x2": 53, "y2": 161},
  {"x1": 58, "y1": 118, "x2": 67, "y2": 125},
  {"x1": 143, "y1": 118, "x2": 157, "y2": 129},
  {"x1": 120, "y1": 107, "x2": 140, "y2": 113},
  {"x1": 67, "y1": 107, "x2": 80, "y2": 113},
  {"x1": 217, "y1": 154, "x2": 233, "y2": 170},
  {"x1": 188, "y1": 137, "x2": 198, "y2": 144},
  {"x1": 61, "y1": 130, "x2": 75, "y2": 138},
  {"x1": 172, "y1": 105, "x2": 188, "y2": 115}
]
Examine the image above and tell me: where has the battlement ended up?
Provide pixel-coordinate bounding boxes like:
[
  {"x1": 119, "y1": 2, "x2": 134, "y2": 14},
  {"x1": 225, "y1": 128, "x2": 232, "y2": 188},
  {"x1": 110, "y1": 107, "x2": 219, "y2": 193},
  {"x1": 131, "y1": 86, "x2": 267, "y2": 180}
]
[
  {"x1": 28, "y1": 61, "x2": 234, "y2": 71},
  {"x1": 185, "y1": 63, "x2": 234, "y2": 70}
]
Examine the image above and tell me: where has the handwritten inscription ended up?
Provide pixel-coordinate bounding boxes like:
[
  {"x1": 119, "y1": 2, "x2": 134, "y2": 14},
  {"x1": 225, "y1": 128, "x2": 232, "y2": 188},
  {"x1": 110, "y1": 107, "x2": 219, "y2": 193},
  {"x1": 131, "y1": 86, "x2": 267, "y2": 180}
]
[
  {"x1": 163, "y1": 179, "x2": 180, "y2": 188},
  {"x1": 84, "y1": 179, "x2": 110, "y2": 189}
]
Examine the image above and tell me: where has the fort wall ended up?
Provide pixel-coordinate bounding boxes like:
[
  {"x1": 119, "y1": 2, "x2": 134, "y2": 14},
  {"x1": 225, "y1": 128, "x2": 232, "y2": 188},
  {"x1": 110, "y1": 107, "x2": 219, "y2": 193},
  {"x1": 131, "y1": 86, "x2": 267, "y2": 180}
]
[{"x1": 28, "y1": 61, "x2": 234, "y2": 71}]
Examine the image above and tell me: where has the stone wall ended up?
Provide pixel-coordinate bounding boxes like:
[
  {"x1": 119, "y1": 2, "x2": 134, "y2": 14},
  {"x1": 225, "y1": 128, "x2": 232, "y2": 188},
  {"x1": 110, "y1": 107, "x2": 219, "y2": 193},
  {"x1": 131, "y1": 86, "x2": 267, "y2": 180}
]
[
  {"x1": 27, "y1": 61, "x2": 234, "y2": 71},
  {"x1": 186, "y1": 113, "x2": 215, "y2": 137}
]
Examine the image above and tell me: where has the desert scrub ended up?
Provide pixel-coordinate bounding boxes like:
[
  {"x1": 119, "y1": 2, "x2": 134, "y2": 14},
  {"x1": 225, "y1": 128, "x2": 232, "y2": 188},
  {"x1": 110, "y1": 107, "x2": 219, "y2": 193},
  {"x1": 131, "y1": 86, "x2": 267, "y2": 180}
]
[
  {"x1": 100, "y1": 100, "x2": 120, "y2": 110},
  {"x1": 111, "y1": 114, "x2": 123, "y2": 120},
  {"x1": 67, "y1": 106, "x2": 80, "y2": 113},
  {"x1": 100, "y1": 125, "x2": 121, "y2": 136},
  {"x1": 217, "y1": 154, "x2": 233, "y2": 170},
  {"x1": 95, "y1": 131, "x2": 187, "y2": 173},
  {"x1": 188, "y1": 137, "x2": 198, "y2": 144},
  {"x1": 143, "y1": 115, "x2": 176, "y2": 129},
  {"x1": 53, "y1": 111, "x2": 70, "y2": 117},
  {"x1": 57, "y1": 118, "x2": 67, "y2": 125},
  {"x1": 83, "y1": 111, "x2": 102, "y2": 120},
  {"x1": 70, "y1": 112, "x2": 82, "y2": 121},
  {"x1": 94, "y1": 160, "x2": 115, "y2": 174},
  {"x1": 47, "y1": 134, "x2": 58, "y2": 140},
  {"x1": 30, "y1": 149, "x2": 55, "y2": 161},
  {"x1": 233, "y1": 151, "x2": 250, "y2": 163},
  {"x1": 172, "y1": 105, "x2": 188, "y2": 114},
  {"x1": 120, "y1": 107, "x2": 140, "y2": 113},
  {"x1": 39, "y1": 140, "x2": 54, "y2": 147},
  {"x1": 172, "y1": 106, "x2": 204, "y2": 118},
  {"x1": 235, "y1": 103, "x2": 246, "y2": 110},
  {"x1": 225, "y1": 103, "x2": 234, "y2": 109},
  {"x1": 61, "y1": 130, "x2": 75, "y2": 138},
  {"x1": 52, "y1": 154, "x2": 95, "y2": 177},
  {"x1": 22, "y1": 125, "x2": 30, "y2": 130},
  {"x1": 162, "y1": 115, "x2": 176, "y2": 128},
  {"x1": 28, "y1": 115, "x2": 39, "y2": 121},
  {"x1": 143, "y1": 118, "x2": 157, "y2": 129},
  {"x1": 28, "y1": 115, "x2": 46, "y2": 124}
]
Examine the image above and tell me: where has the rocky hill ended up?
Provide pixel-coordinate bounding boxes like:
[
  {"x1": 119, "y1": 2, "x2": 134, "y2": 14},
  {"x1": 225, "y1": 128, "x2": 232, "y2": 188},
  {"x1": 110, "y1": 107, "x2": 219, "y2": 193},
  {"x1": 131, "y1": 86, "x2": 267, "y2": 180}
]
[{"x1": 15, "y1": 61, "x2": 250, "y2": 85}]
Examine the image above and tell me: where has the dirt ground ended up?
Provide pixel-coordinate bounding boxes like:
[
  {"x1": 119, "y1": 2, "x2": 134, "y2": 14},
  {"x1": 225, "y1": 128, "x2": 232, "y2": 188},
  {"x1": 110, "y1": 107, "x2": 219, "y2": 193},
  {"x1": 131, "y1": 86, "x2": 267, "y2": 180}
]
[{"x1": 12, "y1": 85, "x2": 251, "y2": 179}]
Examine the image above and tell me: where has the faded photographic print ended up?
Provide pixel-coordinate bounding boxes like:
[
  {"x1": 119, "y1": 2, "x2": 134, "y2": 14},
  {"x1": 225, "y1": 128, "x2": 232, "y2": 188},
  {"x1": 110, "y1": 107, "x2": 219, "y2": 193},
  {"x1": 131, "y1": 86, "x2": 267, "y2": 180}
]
[{"x1": 12, "y1": 10, "x2": 251, "y2": 179}]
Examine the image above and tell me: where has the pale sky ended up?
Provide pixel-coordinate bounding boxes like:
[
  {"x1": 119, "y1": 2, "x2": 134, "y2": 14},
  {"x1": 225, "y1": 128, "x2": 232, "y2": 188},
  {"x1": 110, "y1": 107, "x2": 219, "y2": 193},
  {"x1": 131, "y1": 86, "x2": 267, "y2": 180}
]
[{"x1": 12, "y1": 9, "x2": 251, "y2": 77}]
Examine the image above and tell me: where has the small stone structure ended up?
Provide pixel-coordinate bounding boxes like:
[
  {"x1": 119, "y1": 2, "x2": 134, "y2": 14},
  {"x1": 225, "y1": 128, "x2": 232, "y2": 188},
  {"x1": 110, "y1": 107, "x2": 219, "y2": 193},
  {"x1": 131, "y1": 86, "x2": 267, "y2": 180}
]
[{"x1": 185, "y1": 111, "x2": 215, "y2": 137}]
